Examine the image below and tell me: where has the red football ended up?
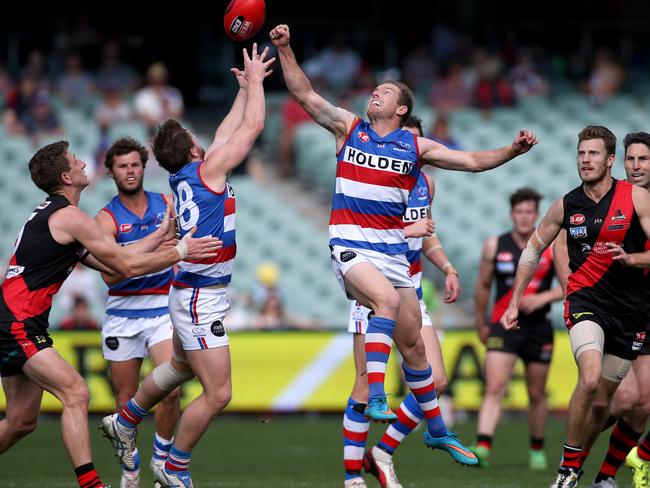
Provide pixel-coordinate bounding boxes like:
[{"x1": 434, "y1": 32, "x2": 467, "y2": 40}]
[{"x1": 224, "y1": 0, "x2": 266, "y2": 41}]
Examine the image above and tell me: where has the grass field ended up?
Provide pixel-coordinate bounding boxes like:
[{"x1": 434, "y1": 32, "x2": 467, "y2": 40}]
[{"x1": 0, "y1": 414, "x2": 637, "y2": 487}]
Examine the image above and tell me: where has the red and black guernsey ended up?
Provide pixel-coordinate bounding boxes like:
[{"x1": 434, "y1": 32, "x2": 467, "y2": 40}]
[
  {"x1": 0, "y1": 195, "x2": 86, "y2": 329},
  {"x1": 490, "y1": 232, "x2": 554, "y2": 326},
  {"x1": 564, "y1": 179, "x2": 646, "y2": 317}
]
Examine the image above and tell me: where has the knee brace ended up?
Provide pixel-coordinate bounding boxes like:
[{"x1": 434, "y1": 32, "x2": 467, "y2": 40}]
[{"x1": 152, "y1": 362, "x2": 194, "y2": 392}]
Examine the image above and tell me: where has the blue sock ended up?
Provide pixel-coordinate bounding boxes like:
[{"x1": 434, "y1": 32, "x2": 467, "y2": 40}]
[
  {"x1": 343, "y1": 398, "x2": 369, "y2": 479},
  {"x1": 153, "y1": 433, "x2": 173, "y2": 462},
  {"x1": 377, "y1": 393, "x2": 423, "y2": 454},
  {"x1": 165, "y1": 445, "x2": 191, "y2": 474},
  {"x1": 403, "y1": 364, "x2": 447, "y2": 437},
  {"x1": 117, "y1": 398, "x2": 149, "y2": 428},
  {"x1": 365, "y1": 316, "x2": 395, "y2": 399}
]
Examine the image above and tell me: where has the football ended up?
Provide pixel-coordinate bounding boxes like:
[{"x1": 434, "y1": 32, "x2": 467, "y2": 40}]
[{"x1": 224, "y1": 0, "x2": 266, "y2": 41}]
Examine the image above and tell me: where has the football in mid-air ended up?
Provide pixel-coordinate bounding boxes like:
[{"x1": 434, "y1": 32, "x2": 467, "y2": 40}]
[{"x1": 224, "y1": 0, "x2": 266, "y2": 41}]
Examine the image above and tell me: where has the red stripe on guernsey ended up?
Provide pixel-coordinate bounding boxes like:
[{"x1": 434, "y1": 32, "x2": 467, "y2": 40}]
[
  {"x1": 224, "y1": 196, "x2": 235, "y2": 216},
  {"x1": 368, "y1": 372, "x2": 385, "y2": 384},
  {"x1": 2, "y1": 274, "x2": 62, "y2": 321},
  {"x1": 567, "y1": 182, "x2": 635, "y2": 298},
  {"x1": 185, "y1": 244, "x2": 237, "y2": 265},
  {"x1": 366, "y1": 342, "x2": 392, "y2": 355},
  {"x1": 343, "y1": 428, "x2": 368, "y2": 442},
  {"x1": 108, "y1": 283, "x2": 171, "y2": 296},
  {"x1": 330, "y1": 208, "x2": 404, "y2": 230},
  {"x1": 10, "y1": 321, "x2": 38, "y2": 358},
  {"x1": 337, "y1": 160, "x2": 417, "y2": 190},
  {"x1": 336, "y1": 118, "x2": 362, "y2": 158},
  {"x1": 490, "y1": 247, "x2": 553, "y2": 324},
  {"x1": 409, "y1": 259, "x2": 422, "y2": 276}
]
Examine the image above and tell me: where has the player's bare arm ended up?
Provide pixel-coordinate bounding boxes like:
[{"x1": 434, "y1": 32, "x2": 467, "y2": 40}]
[
  {"x1": 206, "y1": 43, "x2": 275, "y2": 157},
  {"x1": 50, "y1": 206, "x2": 221, "y2": 278},
  {"x1": 475, "y1": 236, "x2": 497, "y2": 343},
  {"x1": 269, "y1": 24, "x2": 355, "y2": 146},
  {"x1": 202, "y1": 44, "x2": 271, "y2": 189},
  {"x1": 500, "y1": 198, "x2": 564, "y2": 330},
  {"x1": 608, "y1": 184, "x2": 650, "y2": 267},
  {"x1": 552, "y1": 229, "x2": 570, "y2": 296},
  {"x1": 404, "y1": 218, "x2": 434, "y2": 238},
  {"x1": 418, "y1": 129, "x2": 538, "y2": 172}
]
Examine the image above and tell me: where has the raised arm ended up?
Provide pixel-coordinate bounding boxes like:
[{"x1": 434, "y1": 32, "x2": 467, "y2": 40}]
[
  {"x1": 269, "y1": 24, "x2": 355, "y2": 143},
  {"x1": 50, "y1": 206, "x2": 221, "y2": 279},
  {"x1": 207, "y1": 44, "x2": 275, "y2": 156},
  {"x1": 418, "y1": 129, "x2": 538, "y2": 172},
  {"x1": 201, "y1": 44, "x2": 272, "y2": 186},
  {"x1": 475, "y1": 236, "x2": 497, "y2": 344},
  {"x1": 500, "y1": 198, "x2": 564, "y2": 330}
]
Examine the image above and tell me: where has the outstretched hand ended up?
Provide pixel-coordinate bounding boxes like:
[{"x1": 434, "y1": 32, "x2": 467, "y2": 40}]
[
  {"x1": 231, "y1": 43, "x2": 275, "y2": 89},
  {"x1": 511, "y1": 129, "x2": 538, "y2": 156},
  {"x1": 269, "y1": 24, "x2": 290, "y2": 47}
]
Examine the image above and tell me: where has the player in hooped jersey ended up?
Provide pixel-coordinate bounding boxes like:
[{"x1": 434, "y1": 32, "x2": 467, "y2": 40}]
[
  {"x1": 500, "y1": 126, "x2": 650, "y2": 488},
  {"x1": 343, "y1": 117, "x2": 462, "y2": 488},
  {"x1": 101, "y1": 45, "x2": 274, "y2": 488},
  {"x1": 270, "y1": 23, "x2": 536, "y2": 466},
  {"x1": 569, "y1": 132, "x2": 650, "y2": 487},
  {"x1": 0, "y1": 141, "x2": 220, "y2": 488},
  {"x1": 469, "y1": 188, "x2": 563, "y2": 470},
  {"x1": 95, "y1": 138, "x2": 180, "y2": 487}
]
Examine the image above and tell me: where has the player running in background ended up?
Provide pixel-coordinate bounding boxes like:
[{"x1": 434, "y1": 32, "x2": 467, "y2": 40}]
[
  {"x1": 342, "y1": 116, "x2": 462, "y2": 488},
  {"x1": 0, "y1": 141, "x2": 220, "y2": 488},
  {"x1": 500, "y1": 126, "x2": 650, "y2": 488},
  {"x1": 470, "y1": 188, "x2": 563, "y2": 470},
  {"x1": 270, "y1": 23, "x2": 536, "y2": 467},
  {"x1": 96, "y1": 137, "x2": 180, "y2": 487},
  {"x1": 101, "y1": 44, "x2": 273, "y2": 488}
]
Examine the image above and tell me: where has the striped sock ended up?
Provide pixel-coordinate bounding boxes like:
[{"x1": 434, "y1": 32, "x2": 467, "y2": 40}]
[
  {"x1": 638, "y1": 432, "x2": 650, "y2": 461},
  {"x1": 165, "y1": 446, "x2": 191, "y2": 474},
  {"x1": 118, "y1": 398, "x2": 149, "y2": 429},
  {"x1": 596, "y1": 419, "x2": 641, "y2": 481},
  {"x1": 402, "y1": 365, "x2": 446, "y2": 437},
  {"x1": 377, "y1": 393, "x2": 423, "y2": 455},
  {"x1": 477, "y1": 434, "x2": 493, "y2": 450},
  {"x1": 531, "y1": 436, "x2": 544, "y2": 451},
  {"x1": 121, "y1": 447, "x2": 140, "y2": 474},
  {"x1": 343, "y1": 398, "x2": 370, "y2": 480},
  {"x1": 74, "y1": 462, "x2": 103, "y2": 488},
  {"x1": 560, "y1": 444, "x2": 583, "y2": 470},
  {"x1": 365, "y1": 316, "x2": 395, "y2": 399},
  {"x1": 153, "y1": 433, "x2": 174, "y2": 463}
]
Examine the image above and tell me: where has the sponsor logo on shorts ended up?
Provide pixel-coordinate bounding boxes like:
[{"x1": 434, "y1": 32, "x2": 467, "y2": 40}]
[
  {"x1": 105, "y1": 336, "x2": 120, "y2": 351},
  {"x1": 358, "y1": 131, "x2": 370, "y2": 143},
  {"x1": 119, "y1": 223, "x2": 133, "y2": 233},
  {"x1": 611, "y1": 209, "x2": 626, "y2": 222},
  {"x1": 572, "y1": 312, "x2": 594, "y2": 320},
  {"x1": 211, "y1": 321, "x2": 226, "y2": 337},
  {"x1": 351, "y1": 306, "x2": 366, "y2": 321},
  {"x1": 633, "y1": 331, "x2": 646, "y2": 351},
  {"x1": 570, "y1": 214, "x2": 585, "y2": 225},
  {"x1": 192, "y1": 326, "x2": 206, "y2": 337},
  {"x1": 569, "y1": 226, "x2": 588, "y2": 239},
  {"x1": 487, "y1": 336, "x2": 504, "y2": 349},
  {"x1": 340, "y1": 250, "x2": 357, "y2": 263}
]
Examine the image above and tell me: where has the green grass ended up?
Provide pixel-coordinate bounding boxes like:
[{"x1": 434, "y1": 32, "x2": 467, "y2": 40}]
[{"x1": 0, "y1": 414, "x2": 637, "y2": 487}]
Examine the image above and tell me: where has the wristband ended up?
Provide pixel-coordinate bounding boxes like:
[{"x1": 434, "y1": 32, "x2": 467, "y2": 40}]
[{"x1": 175, "y1": 238, "x2": 188, "y2": 260}]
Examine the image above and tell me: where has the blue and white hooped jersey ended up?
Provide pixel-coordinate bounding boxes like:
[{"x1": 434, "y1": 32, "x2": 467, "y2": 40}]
[
  {"x1": 329, "y1": 119, "x2": 420, "y2": 255},
  {"x1": 169, "y1": 161, "x2": 236, "y2": 288},
  {"x1": 102, "y1": 192, "x2": 173, "y2": 318},
  {"x1": 403, "y1": 172, "x2": 431, "y2": 299}
]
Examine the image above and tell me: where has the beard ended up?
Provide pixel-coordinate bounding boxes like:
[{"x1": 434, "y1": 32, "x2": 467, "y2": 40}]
[{"x1": 116, "y1": 179, "x2": 143, "y2": 195}]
